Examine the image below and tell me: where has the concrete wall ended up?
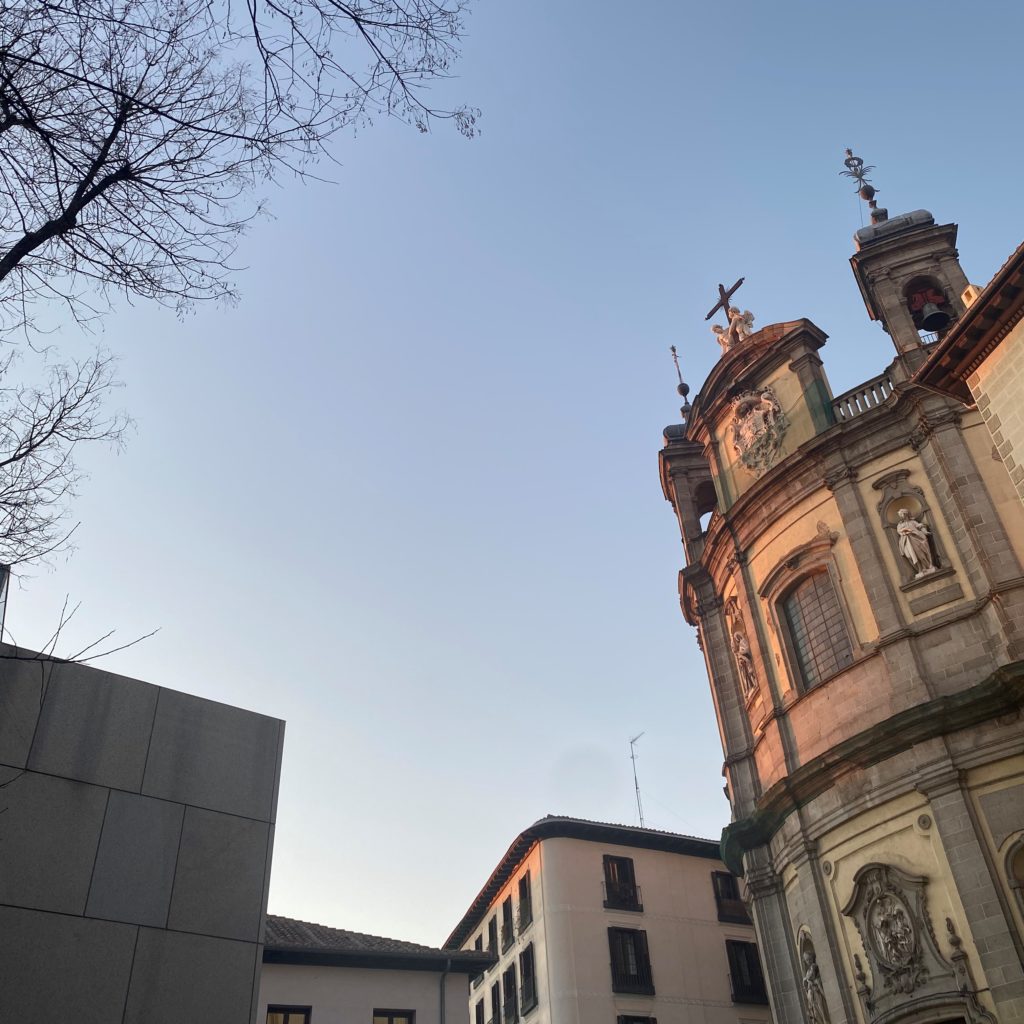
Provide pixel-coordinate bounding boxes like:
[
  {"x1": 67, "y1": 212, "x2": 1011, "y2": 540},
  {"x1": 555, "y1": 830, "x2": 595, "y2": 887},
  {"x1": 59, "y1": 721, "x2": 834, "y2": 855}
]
[
  {"x1": 258, "y1": 963, "x2": 469, "y2": 1024},
  {"x1": 0, "y1": 645, "x2": 284, "y2": 1024}
]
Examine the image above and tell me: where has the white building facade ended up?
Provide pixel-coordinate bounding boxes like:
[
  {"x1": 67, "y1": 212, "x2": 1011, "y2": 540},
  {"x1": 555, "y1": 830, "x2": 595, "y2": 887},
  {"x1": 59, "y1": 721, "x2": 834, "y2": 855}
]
[{"x1": 445, "y1": 817, "x2": 773, "y2": 1024}]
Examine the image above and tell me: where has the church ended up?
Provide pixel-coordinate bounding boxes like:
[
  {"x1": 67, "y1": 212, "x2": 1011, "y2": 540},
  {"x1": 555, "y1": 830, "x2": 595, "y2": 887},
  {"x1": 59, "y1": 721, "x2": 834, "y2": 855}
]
[{"x1": 659, "y1": 154, "x2": 1024, "y2": 1024}]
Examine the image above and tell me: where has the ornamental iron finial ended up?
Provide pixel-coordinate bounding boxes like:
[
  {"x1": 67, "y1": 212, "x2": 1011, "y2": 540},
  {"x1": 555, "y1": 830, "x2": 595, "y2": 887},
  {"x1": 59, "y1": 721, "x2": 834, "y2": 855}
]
[
  {"x1": 670, "y1": 345, "x2": 691, "y2": 424},
  {"x1": 841, "y1": 148, "x2": 888, "y2": 224}
]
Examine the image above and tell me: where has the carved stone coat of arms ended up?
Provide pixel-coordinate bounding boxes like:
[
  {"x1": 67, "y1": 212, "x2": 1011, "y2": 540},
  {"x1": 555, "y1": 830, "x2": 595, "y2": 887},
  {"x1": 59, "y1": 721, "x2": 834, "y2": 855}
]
[{"x1": 729, "y1": 387, "x2": 787, "y2": 475}]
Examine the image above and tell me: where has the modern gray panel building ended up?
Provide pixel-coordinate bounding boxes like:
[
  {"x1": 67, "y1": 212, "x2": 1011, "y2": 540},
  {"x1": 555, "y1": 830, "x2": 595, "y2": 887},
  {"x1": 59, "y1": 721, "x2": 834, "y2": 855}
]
[{"x1": 0, "y1": 643, "x2": 285, "y2": 1024}]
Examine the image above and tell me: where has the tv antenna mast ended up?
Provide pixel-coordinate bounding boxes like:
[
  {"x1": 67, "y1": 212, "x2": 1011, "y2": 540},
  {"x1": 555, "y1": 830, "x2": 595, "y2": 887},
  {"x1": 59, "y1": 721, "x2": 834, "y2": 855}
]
[{"x1": 629, "y1": 732, "x2": 646, "y2": 827}]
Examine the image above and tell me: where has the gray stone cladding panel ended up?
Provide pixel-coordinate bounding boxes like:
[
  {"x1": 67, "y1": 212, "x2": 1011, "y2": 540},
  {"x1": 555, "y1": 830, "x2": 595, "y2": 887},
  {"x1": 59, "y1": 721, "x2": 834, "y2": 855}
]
[
  {"x1": 0, "y1": 650, "x2": 44, "y2": 768},
  {"x1": 123, "y1": 927, "x2": 260, "y2": 1024},
  {"x1": 0, "y1": 767, "x2": 108, "y2": 914},
  {"x1": 167, "y1": 805, "x2": 270, "y2": 942},
  {"x1": 0, "y1": 904, "x2": 137, "y2": 1024},
  {"x1": 979, "y1": 784, "x2": 1024, "y2": 851},
  {"x1": 142, "y1": 688, "x2": 282, "y2": 821},
  {"x1": 27, "y1": 661, "x2": 159, "y2": 791},
  {"x1": 86, "y1": 790, "x2": 185, "y2": 927}
]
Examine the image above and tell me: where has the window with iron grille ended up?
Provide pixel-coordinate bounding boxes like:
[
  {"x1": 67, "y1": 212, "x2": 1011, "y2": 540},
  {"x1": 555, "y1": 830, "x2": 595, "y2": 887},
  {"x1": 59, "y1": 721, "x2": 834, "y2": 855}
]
[
  {"x1": 608, "y1": 927, "x2": 654, "y2": 995},
  {"x1": 519, "y1": 943, "x2": 538, "y2": 1013},
  {"x1": 267, "y1": 1009, "x2": 311, "y2": 1024},
  {"x1": 502, "y1": 963, "x2": 519, "y2": 1023},
  {"x1": 473, "y1": 935, "x2": 485, "y2": 986},
  {"x1": 711, "y1": 871, "x2": 751, "y2": 924},
  {"x1": 501, "y1": 895, "x2": 515, "y2": 951},
  {"x1": 490, "y1": 981, "x2": 501, "y2": 1024},
  {"x1": 726, "y1": 940, "x2": 768, "y2": 1004},
  {"x1": 603, "y1": 855, "x2": 643, "y2": 911},
  {"x1": 518, "y1": 871, "x2": 533, "y2": 929},
  {"x1": 782, "y1": 572, "x2": 853, "y2": 689}
]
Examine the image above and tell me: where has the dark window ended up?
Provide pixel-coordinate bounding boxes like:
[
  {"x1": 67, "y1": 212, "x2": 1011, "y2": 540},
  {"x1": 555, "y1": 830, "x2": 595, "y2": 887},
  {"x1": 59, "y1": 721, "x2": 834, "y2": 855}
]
[
  {"x1": 490, "y1": 981, "x2": 501, "y2": 1024},
  {"x1": 782, "y1": 572, "x2": 853, "y2": 688},
  {"x1": 473, "y1": 935, "x2": 484, "y2": 986},
  {"x1": 726, "y1": 940, "x2": 768, "y2": 1004},
  {"x1": 267, "y1": 1009, "x2": 311, "y2": 1024},
  {"x1": 608, "y1": 927, "x2": 654, "y2": 995},
  {"x1": 502, "y1": 963, "x2": 519, "y2": 1023},
  {"x1": 618, "y1": 1017, "x2": 658, "y2": 1024},
  {"x1": 501, "y1": 895, "x2": 515, "y2": 951},
  {"x1": 373, "y1": 1013, "x2": 414, "y2": 1024},
  {"x1": 519, "y1": 943, "x2": 538, "y2": 1014},
  {"x1": 487, "y1": 915, "x2": 499, "y2": 956},
  {"x1": 475, "y1": 1000, "x2": 485, "y2": 1024},
  {"x1": 518, "y1": 871, "x2": 533, "y2": 929},
  {"x1": 712, "y1": 871, "x2": 751, "y2": 924},
  {"x1": 603, "y1": 855, "x2": 643, "y2": 911}
]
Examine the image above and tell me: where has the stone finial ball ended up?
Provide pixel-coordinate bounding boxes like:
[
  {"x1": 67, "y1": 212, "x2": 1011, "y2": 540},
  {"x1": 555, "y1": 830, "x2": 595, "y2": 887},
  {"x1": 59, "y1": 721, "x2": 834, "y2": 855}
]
[
  {"x1": 859, "y1": 184, "x2": 876, "y2": 201},
  {"x1": 677, "y1": 382, "x2": 690, "y2": 398}
]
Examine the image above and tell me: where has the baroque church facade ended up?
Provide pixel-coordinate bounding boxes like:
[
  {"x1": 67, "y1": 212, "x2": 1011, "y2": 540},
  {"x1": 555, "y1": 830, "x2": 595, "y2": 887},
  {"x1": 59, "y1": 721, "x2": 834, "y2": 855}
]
[{"x1": 659, "y1": 171, "x2": 1024, "y2": 1024}]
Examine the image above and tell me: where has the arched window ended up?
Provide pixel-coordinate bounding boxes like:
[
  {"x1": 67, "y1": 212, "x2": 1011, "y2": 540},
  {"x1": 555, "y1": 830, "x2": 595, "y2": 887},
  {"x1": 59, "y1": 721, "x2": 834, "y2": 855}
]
[{"x1": 782, "y1": 573, "x2": 853, "y2": 688}]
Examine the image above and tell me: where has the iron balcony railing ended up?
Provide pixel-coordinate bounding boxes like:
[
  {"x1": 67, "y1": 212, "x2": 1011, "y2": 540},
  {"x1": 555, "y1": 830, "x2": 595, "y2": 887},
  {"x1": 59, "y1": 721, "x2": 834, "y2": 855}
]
[
  {"x1": 611, "y1": 959, "x2": 655, "y2": 995},
  {"x1": 715, "y1": 895, "x2": 752, "y2": 925},
  {"x1": 603, "y1": 880, "x2": 643, "y2": 911}
]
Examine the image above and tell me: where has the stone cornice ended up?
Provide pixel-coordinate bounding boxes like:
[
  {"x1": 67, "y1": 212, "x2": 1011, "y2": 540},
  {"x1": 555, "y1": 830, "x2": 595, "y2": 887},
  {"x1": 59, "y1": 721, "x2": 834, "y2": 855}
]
[{"x1": 719, "y1": 661, "x2": 1024, "y2": 875}]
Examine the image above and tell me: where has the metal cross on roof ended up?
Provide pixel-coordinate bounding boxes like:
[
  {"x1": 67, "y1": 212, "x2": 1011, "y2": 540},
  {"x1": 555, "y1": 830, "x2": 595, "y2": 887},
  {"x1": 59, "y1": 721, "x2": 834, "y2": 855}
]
[{"x1": 705, "y1": 277, "x2": 745, "y2": 323}]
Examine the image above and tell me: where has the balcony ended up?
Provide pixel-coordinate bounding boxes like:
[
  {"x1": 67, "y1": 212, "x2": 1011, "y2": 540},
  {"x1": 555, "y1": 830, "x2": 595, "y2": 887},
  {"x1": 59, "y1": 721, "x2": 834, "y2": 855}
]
[
  {"x1": 501, "y1": 924, "x2": 515, "y2": 952},
  {"x1": 611, "y1": 961, "x2": 655, "y2": 996},
  {"x1": 715, "y1": 895, "x2": 752, "y2": 925},
  {"x1": 603, "y1": 880, "x2": 643, "y2": 912},
  {"x1": 831, "y1": 371, "x2": 893, "y2": 422},
  {"x1": 517, "y1": 901, "x2": 533, "y2": 931}
]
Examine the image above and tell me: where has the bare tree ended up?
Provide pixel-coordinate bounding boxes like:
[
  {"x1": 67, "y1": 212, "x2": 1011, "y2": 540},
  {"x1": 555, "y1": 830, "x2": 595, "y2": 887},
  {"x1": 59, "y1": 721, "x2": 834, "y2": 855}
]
[
  {"x1": 0, "y1": 350, "x2": 127, "y2": 565},
  {"x1": 0, "y1": 0, "x2": 478, "y2": 332}
]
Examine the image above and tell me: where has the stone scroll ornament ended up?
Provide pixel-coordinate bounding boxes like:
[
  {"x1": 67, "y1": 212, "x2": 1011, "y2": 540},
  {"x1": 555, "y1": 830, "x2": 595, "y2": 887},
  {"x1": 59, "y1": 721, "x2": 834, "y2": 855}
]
[
  {"x1": 841, "y1": 864, "x2": 994, "y2": 1024},
  {"x1": 730, "y1": 387, "x2": 787, "y2": 476}
]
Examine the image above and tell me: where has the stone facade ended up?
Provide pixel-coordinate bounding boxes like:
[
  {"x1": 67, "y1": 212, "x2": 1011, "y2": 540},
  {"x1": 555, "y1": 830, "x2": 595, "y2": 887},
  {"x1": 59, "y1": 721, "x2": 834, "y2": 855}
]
[
  {"x1": 660, "y1": 210, "x2": 1024, "y2": 1024},
  {"x1": 0, "y1": 644, "x2": 284, "y2": 1024}
]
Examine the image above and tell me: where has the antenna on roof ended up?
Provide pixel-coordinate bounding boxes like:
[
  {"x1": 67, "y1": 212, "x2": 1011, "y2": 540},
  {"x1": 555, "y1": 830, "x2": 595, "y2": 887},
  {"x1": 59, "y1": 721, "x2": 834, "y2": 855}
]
[{"x1": 629, "y1": 732, "x2": 646, "y2": 828}]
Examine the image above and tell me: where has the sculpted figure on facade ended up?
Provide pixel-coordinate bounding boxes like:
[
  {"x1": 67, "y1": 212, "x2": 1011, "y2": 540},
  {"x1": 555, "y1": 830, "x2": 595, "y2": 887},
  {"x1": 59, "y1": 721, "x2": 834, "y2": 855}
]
[
  {"x1": 801, "y1": 945, "x2": 831, "y2": 1024},
  {"x1": 731, "y1": 630, "x2": 757, "y2": 697},
  {"x1": 711, "y1": 307, "x2": 755, "y2": 353},
  {"x1": 896, "y1": 509, "x2": 937, "y2": 578}
]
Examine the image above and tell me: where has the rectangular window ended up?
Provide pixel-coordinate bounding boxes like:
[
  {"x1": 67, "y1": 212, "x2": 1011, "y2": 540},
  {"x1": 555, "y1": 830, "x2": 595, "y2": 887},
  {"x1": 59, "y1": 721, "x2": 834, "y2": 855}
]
[
  {"x1": 608, "y1": 927, "x2": 654, "y2": 995},
  {"x1": 490, "y1": 981, "x2": 502, "y2": 1024},
  {"x1": 475, "y1": 999, "x2": 485, "y2": 1024},
  {"x1": 373, "y1": 1013, "x2": 414, "y2": 1024},
  {"x1": 726, "y1": 940, "x2": 769, "y2": 1004},
  {"x1": 502, "y1": 963, "x2": 519, "y2": 1023},
  {"x1": 518, "y1": 871, "x2": 533, "y2": 929},
  {"x1": 487, "y1": 915, "x2": 499, "y2": 955},
  {"x1": 603, "y1": 855, "x2": 643, "y2": 911},
  {"x1": 473, "y1": 934, "x2": 485, "y2": 986},
  {"x1": 267, "y1": 1010, "x2": 311, "y2": 1024},
  {"x1": 783, "y1": 572, "x2": 853, "y2": 689},
  {"x1": 712, "y1": 871, "x2": 752, "y2": 924},
  {"x1": 519, "y1": 943, "x2": 538, "y2": 1013},
  {"x1": 501, "y1": 894, "x2": 515, "y2": 951}
]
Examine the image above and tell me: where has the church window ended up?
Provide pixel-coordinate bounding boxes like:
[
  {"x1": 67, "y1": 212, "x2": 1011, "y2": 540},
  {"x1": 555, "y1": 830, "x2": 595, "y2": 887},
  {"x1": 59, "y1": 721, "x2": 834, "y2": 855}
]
[
  {"x1": 267, "y1": 1009, "x2": 311, "y2": 1024},
  {"x1": 782, "y1": 572, "x2": 853, "y2": 688},
  {"x1": 1008, "y1": 839, "x2": 1024, "y2": 920},
  {"x1": 725, "y1": 940, "x2": 768, "y2": 1004}
]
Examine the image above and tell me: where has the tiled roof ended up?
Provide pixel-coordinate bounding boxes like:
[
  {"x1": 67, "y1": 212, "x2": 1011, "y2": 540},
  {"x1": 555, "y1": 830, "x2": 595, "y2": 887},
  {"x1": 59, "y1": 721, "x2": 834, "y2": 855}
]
[
  {"x1": 264, "y1": 914, "x2": 495, "y2": 974},
  {"x1": 443, "y1": 814, "x2": 721, "y2": 950}
]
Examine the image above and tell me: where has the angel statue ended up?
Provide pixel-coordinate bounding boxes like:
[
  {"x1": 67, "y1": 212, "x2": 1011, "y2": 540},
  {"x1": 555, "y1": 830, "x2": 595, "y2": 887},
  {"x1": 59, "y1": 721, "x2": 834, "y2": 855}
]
[{"x1": 711, "y1": 307, "x2": 756, "y2": 353}]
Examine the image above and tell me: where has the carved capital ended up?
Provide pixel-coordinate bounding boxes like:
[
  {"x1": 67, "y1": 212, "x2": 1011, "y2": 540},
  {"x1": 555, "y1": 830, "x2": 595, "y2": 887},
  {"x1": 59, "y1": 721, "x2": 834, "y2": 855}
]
[{"x1": 824, "y1": 465, "x2": 858, "y2": 491}]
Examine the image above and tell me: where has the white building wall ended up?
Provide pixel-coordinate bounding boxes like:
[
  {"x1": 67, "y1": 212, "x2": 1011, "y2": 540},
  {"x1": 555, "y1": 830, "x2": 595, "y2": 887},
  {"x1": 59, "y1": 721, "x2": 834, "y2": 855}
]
[{"x1": 258, "y1": 963, "x2": 469, "y2": 1024}]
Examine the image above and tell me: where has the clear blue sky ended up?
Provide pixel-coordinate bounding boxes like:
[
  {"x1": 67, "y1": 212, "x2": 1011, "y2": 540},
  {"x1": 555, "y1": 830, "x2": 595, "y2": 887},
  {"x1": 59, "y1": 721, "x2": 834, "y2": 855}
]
[{"x1": 8, "y1": 0, "x2": 1024, "y2": 945}]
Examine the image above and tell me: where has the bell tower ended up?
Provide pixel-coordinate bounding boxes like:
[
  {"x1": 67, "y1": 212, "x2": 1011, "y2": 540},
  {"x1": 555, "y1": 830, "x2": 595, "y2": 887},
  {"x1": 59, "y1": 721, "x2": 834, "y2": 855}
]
[
  {"x1": 659, "y1": 154, "x2": 1024, "y2": 1024},
  {"x1": 843, "y1": 151, "x2": 970, "y2": 369}
]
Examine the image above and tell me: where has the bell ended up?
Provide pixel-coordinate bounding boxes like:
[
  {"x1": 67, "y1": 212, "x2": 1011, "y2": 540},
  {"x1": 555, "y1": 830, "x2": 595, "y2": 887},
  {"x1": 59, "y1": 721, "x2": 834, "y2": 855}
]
[{"x1": 920, "y1": 302, "x2": 951, "y2": 332}]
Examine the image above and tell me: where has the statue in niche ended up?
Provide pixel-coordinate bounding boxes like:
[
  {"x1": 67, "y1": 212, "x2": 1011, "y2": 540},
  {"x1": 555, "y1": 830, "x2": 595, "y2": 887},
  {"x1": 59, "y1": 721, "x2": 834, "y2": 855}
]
[
  {"x1": 896, "y1": 509, "x2": 937, "y2": 578},
  {"x1": 732, "y1": 630, "x2": 757, "y2": 697},
  {"x1": 801, "y1": 946, "x2": 831, "y2": 1024},
  {"x1": 711, "y1": 307, "x2": 755, "y2": 353}
]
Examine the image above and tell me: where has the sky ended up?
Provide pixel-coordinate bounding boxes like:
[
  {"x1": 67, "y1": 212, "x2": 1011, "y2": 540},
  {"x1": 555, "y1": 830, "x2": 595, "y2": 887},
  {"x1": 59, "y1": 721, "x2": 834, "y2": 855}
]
[{"x1": 7, "y1": 0, "x2": 1024, "y2": 947}]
